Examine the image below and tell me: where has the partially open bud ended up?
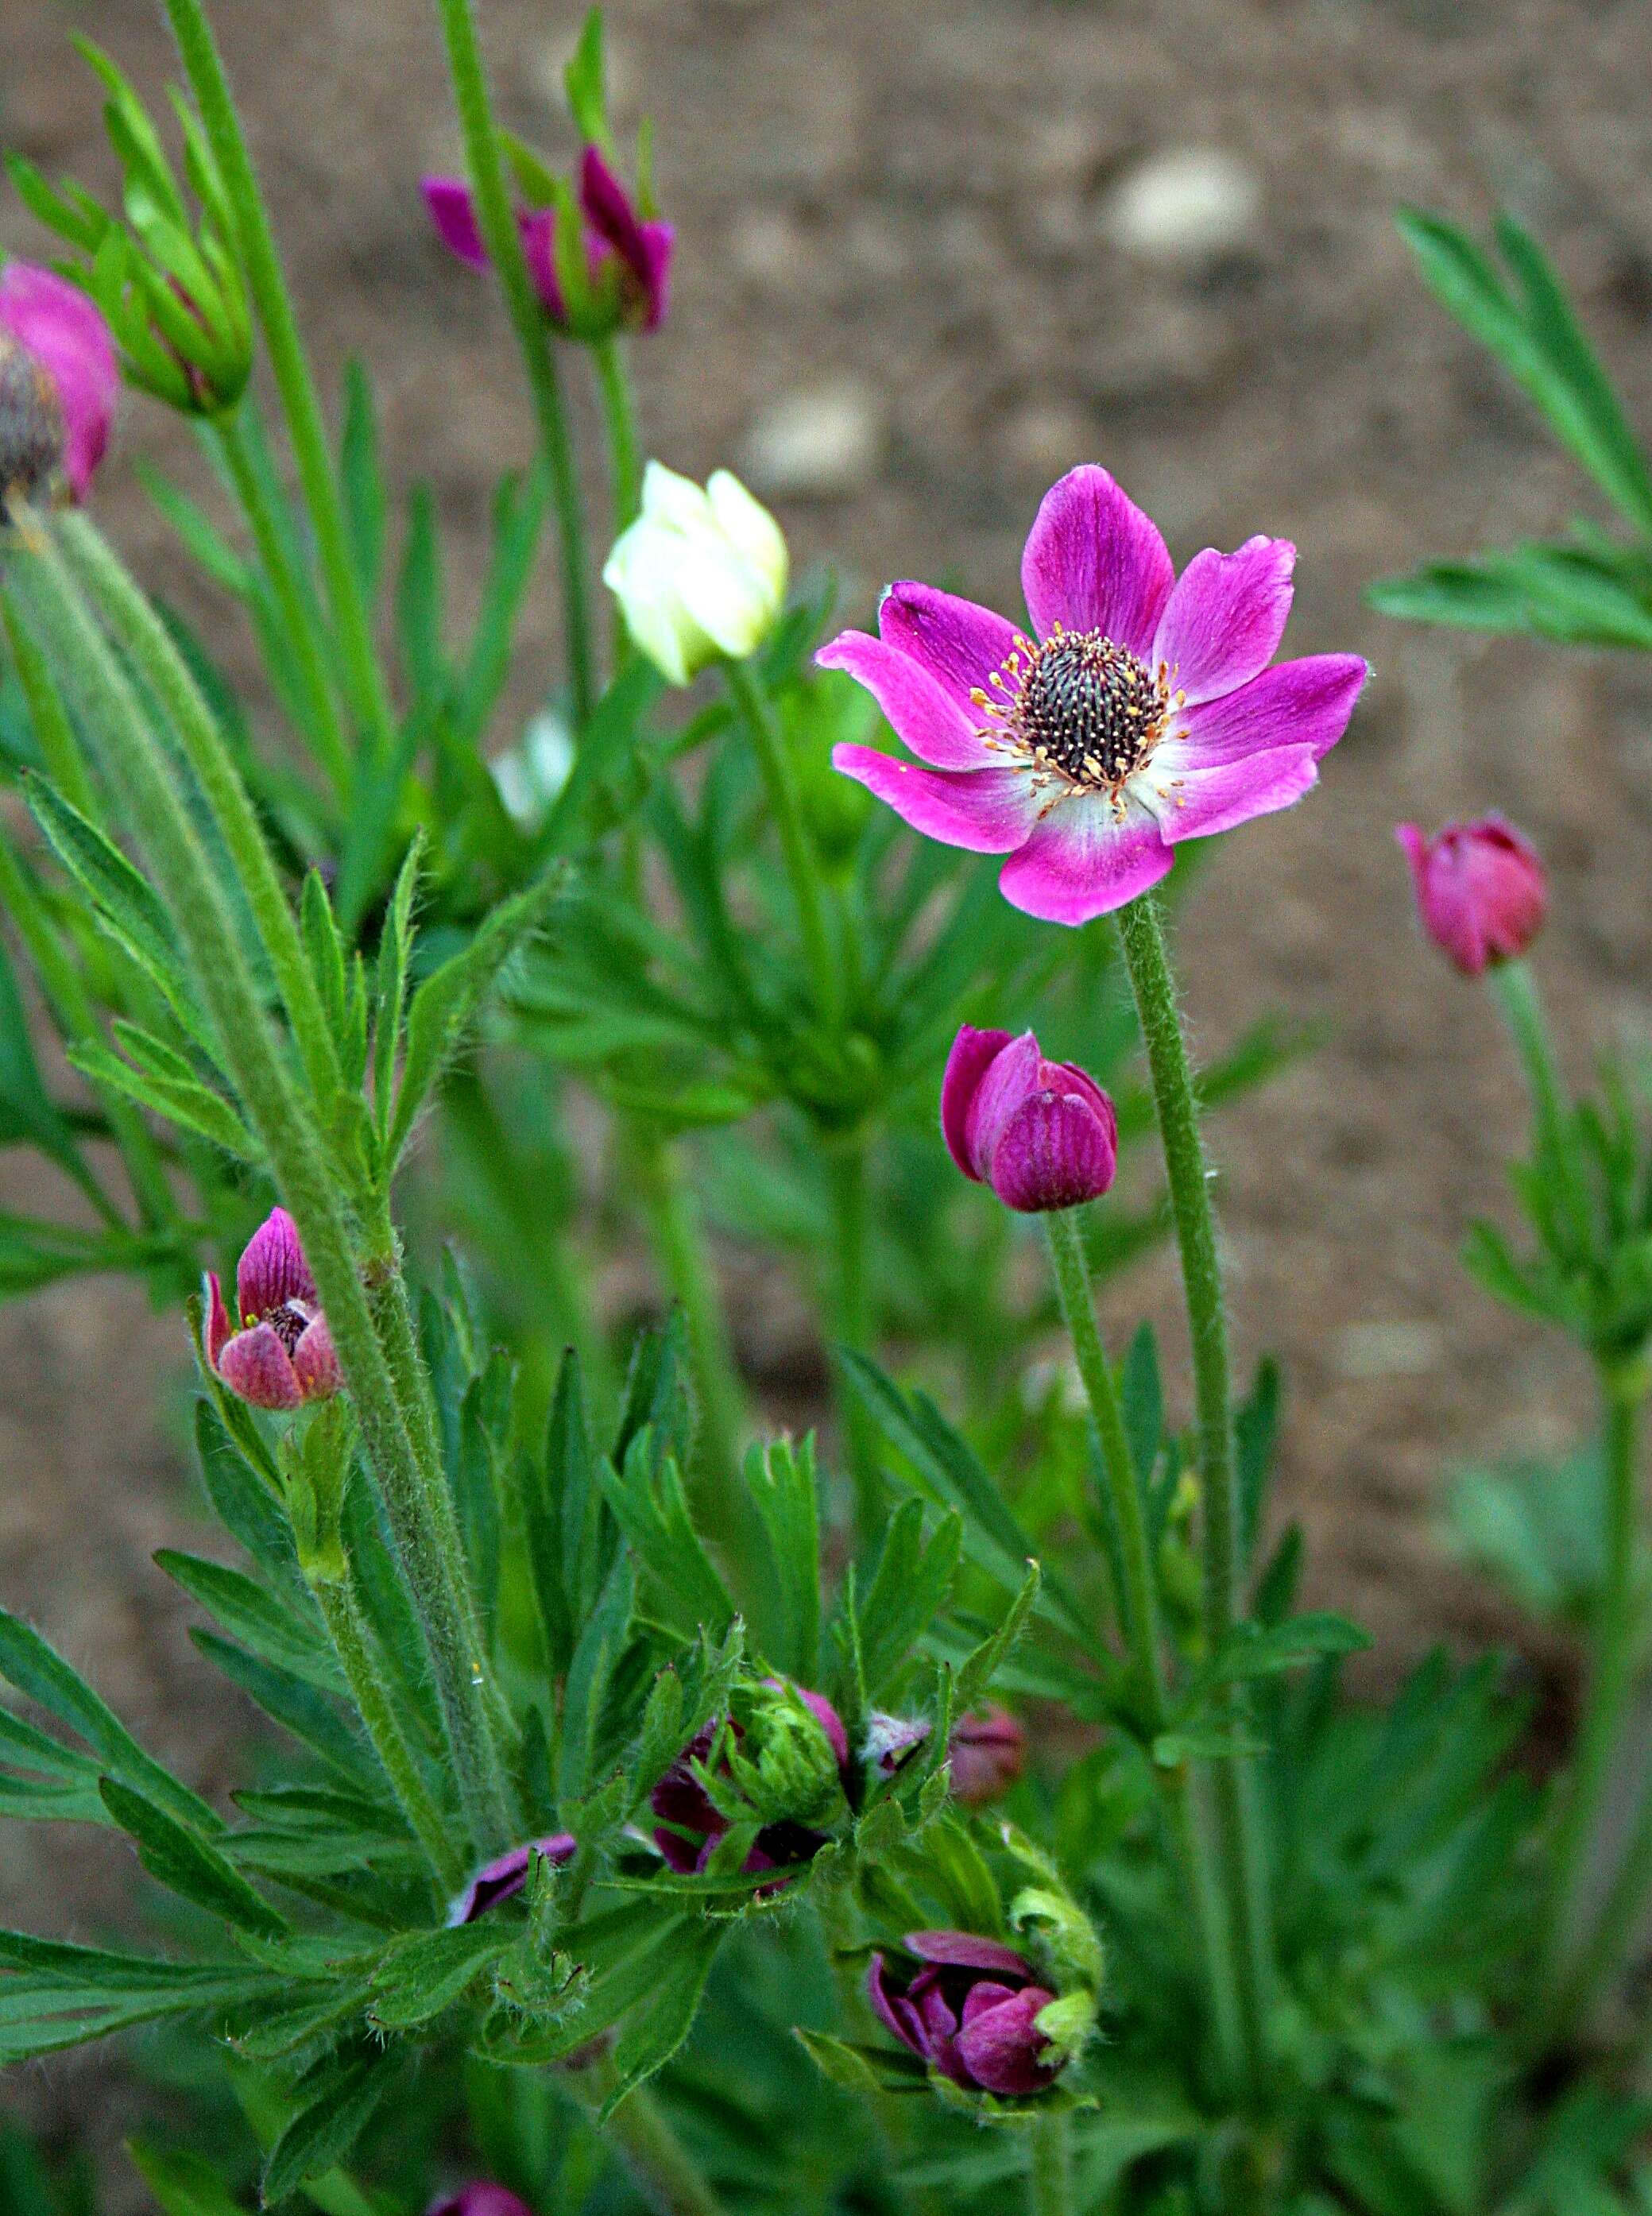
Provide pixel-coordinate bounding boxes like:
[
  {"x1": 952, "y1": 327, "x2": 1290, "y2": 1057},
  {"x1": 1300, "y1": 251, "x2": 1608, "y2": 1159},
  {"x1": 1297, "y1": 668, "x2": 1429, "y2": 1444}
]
[
  {"x1": 0, "y1": 265, "x2": 118, "y2": 505},
  {"x1": 1396, "y1": 816, "x2": 1547, "y2": 977},
  {"x1": 428, "y1": 2189, "x2": 535, "y2": 2216},
  {"x1": 942, "y1": 1026, "x2": 1118, "y2": 1214},
  {"x1": 868, "y1": 1932, "x2": 1062, "y2": 2098},
  {"x1": 603, "y1": 462, "x2": 788, "y2": 686},
  {"x1": 447, "y1": 1832, "x2": 575, "y2": 1925},
  {"x1": 947, "y1": 1706, "x2": 1025, "y2": 1807},
  {"x1": 650, "y1": 1681, "x2": 849, "y2": 1881},
  {"x1": 203, "y1": 1208, "x2": 341, "y2": 1411}
]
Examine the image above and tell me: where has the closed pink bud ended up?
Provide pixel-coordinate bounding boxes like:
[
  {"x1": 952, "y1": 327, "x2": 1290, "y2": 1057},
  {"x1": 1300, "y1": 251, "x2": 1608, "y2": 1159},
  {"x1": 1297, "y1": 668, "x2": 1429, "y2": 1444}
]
[
  {"x1": 947, "y1": 1705, "x2": 1025, "y2": 1806},
  {"x1": 0, "y1": 264, "x2": 118, "y2": 503},
  {"x1": 1396, "y1": 816, "x2": 1547, "y2": 977},
  {"x1": 869, "y1": 1931, "x2": 1061, "y2": 2096},
  {"x1": 203, "y1": 1208, "x2": 341, "y2": 1411},
  {"x1": 942, "y1": 1026, "x2": 1117, "y2": 1214}
]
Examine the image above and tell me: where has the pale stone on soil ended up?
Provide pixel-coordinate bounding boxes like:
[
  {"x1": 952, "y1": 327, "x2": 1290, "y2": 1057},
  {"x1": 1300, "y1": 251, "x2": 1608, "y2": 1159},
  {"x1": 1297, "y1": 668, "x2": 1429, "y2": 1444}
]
[
  {"x1": 739, "y1": 381, "x2": 884, "y2": 500},
  {"x1": 1101, "y1": 146, "x2": 1263, "y2": 262}
]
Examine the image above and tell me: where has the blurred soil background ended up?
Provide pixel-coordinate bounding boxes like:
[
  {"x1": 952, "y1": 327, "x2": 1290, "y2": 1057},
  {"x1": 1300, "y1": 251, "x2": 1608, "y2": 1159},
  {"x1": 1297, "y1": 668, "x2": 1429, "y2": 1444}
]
[{"x1": 3, "y1": 0, "x2": 1652, "y2": 2188}]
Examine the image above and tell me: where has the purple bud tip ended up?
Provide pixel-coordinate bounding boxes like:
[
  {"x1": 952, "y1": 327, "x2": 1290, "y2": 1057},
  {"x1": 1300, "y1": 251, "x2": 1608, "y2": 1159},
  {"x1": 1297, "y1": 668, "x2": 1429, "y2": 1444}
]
[
  {"x1": 427, "y1": 2188, "x2": 536, "y2": 2216},
  {"x1": 0, "y1": 264, "x2": 118, "y2": 503},
  {"x1": 1396, "y1": 814, "x2": 1548, "y2": 977},
  {"x1": 867, "y1": 1930, "x2": 1062, "y2": 2097},
  {"x1": 204, "y1": 1209, "x2": 341, "y2": 1411},
  {"x1": 941, "y1": 1024, "x2": 1117, "y2": 1213},
  {"x1": 946, "y1": 1705, "x2": 1025, "y2": 1806}
]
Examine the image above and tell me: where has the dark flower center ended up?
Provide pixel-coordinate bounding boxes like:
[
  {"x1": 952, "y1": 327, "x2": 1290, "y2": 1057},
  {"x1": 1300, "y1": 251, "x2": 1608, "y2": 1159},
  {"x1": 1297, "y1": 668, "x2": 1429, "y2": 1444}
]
[
  {"x1": 251, "y1": 1298, "x2": 314, "y2": 1354},
  {"x1": 975, "y1": 627, "x2": 1170, "y2": 792}
]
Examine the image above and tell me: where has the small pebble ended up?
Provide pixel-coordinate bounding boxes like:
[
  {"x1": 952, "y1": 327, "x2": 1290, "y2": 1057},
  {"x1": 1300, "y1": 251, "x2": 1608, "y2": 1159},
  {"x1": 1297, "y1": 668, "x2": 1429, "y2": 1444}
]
[
  {"x1": 739, "y1": 381, "x2": 884, "y2": 500},
  {"x1": 1101, "y1": 147, "x2": 1263, "y2": 264}
]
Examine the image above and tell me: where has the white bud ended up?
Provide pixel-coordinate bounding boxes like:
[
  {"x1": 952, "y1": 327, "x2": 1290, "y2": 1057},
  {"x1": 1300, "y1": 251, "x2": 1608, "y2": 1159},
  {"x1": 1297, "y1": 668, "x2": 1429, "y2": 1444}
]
[{"x1": 602, "y1": 461, "x2": 788, "y2": 687}]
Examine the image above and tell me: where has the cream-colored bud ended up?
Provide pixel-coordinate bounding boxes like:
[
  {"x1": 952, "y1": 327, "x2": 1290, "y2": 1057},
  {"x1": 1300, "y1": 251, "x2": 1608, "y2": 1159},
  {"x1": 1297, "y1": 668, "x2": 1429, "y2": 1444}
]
[{"x1": 602, "y1": 460, "x2": 788, "y2": 686}]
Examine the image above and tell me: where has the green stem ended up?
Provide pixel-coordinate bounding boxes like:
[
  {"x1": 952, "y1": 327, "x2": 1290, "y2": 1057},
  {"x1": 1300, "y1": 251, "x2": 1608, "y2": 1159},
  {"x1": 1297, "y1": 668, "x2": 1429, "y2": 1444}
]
[
  {"x1": 305, "y1": 1564, "x2": 467, "y2": 1897},
  {"x1": 1027, "y1": 2111, "x2": 1074, "y2": 2216},
  {"x1": 556, "y1": 2058, "x2": 727, "y2": 2216},
  {"x1": 1043, "y1": 1205, "x2": 1244, "y2": 2089},
  {"x1": 9, "y1": 520, "x2": 513, "y2": 1858},
  {"x1": 56, "y1": 513, "x2": 344, "y2": 1116},
  {"x1": 432, "y1": 0, "x2": 594, "y2": 725},
  {"x1": 826, "y1": 1135, "x2": 881, "y2": 1545},
  {"x1": 1490, "y1": 957, "x2": 1591, "y2": 1255},
  {"x1": 2, "y1": 590, "x2": 97, "y2": 817},
  {"x1": 156, "y1": 0, "x2": 397, "y2": 758},
  {"x1": 1548, "y1": 1743, "x2": 1652, "y2": 2050},
  {"x1": 1530, "y1": 1375, "x2": 1644, "y2": 2040},
  {"x1": 1116, "y1": 891, "x2": 1272, "y2": 2100},
  {"x1": 213, "y1": 406, "x2": 352, "y2": 797},
  {"x1": 625, "y1": 1122, "x2": 747, "y2": 1502},
  {"x1": 722, "y1": 657, "x2": 839, "y2": 1028},
  {"x1": 593, "y1": 336, "x2": 643, "y2": 531}
]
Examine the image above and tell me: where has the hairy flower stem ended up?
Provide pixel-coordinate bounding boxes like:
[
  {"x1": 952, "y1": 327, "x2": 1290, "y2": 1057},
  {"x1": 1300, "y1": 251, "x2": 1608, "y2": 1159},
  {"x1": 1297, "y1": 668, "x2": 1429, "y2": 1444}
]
[
  {"x1": 556, "y1": 2056, "x2": 728, "y2": 2216},
  {"x1": 9, "y1": 524, "x2": 515, "y2": 1856},
  {"x1": 305, "y1": 1563, "x2": 467, "y2": 1898},
  {"x1": 1116, "y1": 891, "x2": 1272, "y2": 2102},
  {"x1": 1027, "y1": 2111, "x2": 1074, "y2": 2216},
  {"x1": 826, "y1": 1135, "x2": 883, "y2": 1544},
  {"x1": 212, "y1": 405, "x2": 352, "y2": 799},
  {"x1": 1490, "y1": 957, "x2": 1591, "y2": 1254},
  {"x1": 433, "y1": 0, "x2": 594, "y2": 725},
  {"x1": 156, "y1": 0, "x2": 397, "y2": 760},
  {"x1": 1530, "y1": 1376, "x2": 1644, "y2": 2042},
  {"x1": 722, "y1": 657, "x2": 841, "y2": 1030},
  {"x1": 1043, "y1": 1205, "x2": 1244, "y2": 2087},
  {"x1": 594, "y1": 336, "x2": 643, "y2": 532}
]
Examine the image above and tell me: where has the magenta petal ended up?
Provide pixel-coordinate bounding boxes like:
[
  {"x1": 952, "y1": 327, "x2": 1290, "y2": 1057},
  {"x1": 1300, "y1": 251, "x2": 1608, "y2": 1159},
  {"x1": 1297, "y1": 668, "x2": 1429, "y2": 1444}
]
[
  {"x1": 868, "y1": 1955, "x2": 928, "y2": 2057},
  {"x1": 448, "y1": 1831, "x2": 576, "y2": 1924},
  {"x1": 203, "y1": 1271, "x2": 231, "y2": 1371},
  {"x1": 1173, "y1": 652, "x2": 1368, "y2": 768},
  {"x1": 1151, "y1": 536, "x2": 1295, "y2": 706},
  {"x1": 940, "y1": 1026, "x2": 1014, "y2": 1179},
  {"x1": 988, "y1": 1089, "x2": 1118, "y2": 1212},
  {"x1": 1155, "y1": 744, "x2": 1320, "y2": 845},
  {"x1": 428, "y1": 2189, "x2": 536, "y2": 2216},
  {"x1": 516, "y1": 206, "x2": 567, "y2": 321},
  {"x1": 217, "y1": 1323, "x2": 303, "y2": 1411},
  {"x1": 422, "y1": 176, "x2": 489, "y2": 269},
  {"x1": 1020, "y1": 466, "x2": 1174, "y2": 656},
  {"x1": 876, "y1": 582, "x2": 1024, "y2": 711},
  {"x1": 961, "y1": 1031, "x2": 1043, "y2": 1172},
  {"x1": 578, "y1": 145, "x2": 672, "y2": 328},
  {"x1": 997, "y1": 795, "x2": 1173, "y2": 925},
  {"x1": 237, "y1": 1207, "x2": 315, "y2": 1319},
  {"x1": 0, "y1": 265, "x2": 118, "y2": 501},
  {"x1": 817, "y1": 631, "x2": 996, "y2": 770},
  {"x1": 953, "y1": 1986, "x2": 1058, "y2": 2096},
  {"x1": 631, "y1": 219, "x2": 675, "y2": 331},
  {"x1": 903, "y1": 1931, "x2": 1037, "y2": 1980},
  {"x1": 292, "y1": 1312, "x2": 341, "y2": 1402},
  {"x1": 831, "y1": 746, "x2": 1037, "y2": 855},
  {"x1": 795, "y1": 1687, "x2": 849, "y2": 1770}
]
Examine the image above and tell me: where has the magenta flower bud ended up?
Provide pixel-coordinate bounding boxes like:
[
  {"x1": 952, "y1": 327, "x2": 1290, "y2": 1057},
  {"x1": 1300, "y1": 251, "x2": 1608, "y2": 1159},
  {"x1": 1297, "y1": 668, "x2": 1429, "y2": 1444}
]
[
  {"x1": 869, "y1": 1932, "x2": 1062, "y2": 2097},
  {"x1": 203, "y1": 1208, "x2": 342, "y2": 1412},
  {"x1": 650, "y1": 1685, "x2": 849, "y2": 1882},
  {"x1": 421, "y1": 146, "x2": 671, "y2": 340},
  {"x1": 447, "y1": 1832, "x2": 576, "y2": 1925},
  {"x1": 428, "y1": 2189, "x2": 535, "y2": 2216},
  {"x1": 1395, "y1": 815, "x2": 1548, "y2": 978},
  {"x1": 947, "y1": 1705, "x2": 1025, "y2": 1807},
  {"x1": 0, "y1": 263, "x2": 118, "y2": 504},
  {"x1": 942, "y1": 1025, "x2": 1118, "y2": 1213}
]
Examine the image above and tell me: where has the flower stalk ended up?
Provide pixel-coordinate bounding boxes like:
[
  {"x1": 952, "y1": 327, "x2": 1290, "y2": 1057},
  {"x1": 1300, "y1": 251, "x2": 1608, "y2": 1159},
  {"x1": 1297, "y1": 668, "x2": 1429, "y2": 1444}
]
[
  {"x1": 556, "y1": 2053, "x2": 729, "y2": 2216},
  {"x1": 722, "y1": 656, "x2": 840, "y2": 1030},
  {"x1": 1116, "y1": 889, "x2": 1274, "y2": 2099},
  {"x1": 1028, "y1": 2111, "x2": 1075, "y2": 2216}
]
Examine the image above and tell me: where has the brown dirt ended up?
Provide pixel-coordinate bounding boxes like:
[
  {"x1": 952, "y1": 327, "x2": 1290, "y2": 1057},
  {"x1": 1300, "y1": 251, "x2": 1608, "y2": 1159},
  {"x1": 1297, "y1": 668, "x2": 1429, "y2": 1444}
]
[{"x1": 4, "y1": 0, "x2": 1652, "y2": 2187}]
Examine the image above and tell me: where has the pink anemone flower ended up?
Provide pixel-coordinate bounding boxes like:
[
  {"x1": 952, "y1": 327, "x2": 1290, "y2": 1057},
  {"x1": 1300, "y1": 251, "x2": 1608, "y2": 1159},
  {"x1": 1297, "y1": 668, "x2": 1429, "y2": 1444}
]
[
  {"x1": 820, "y1": 466, "x2": 1368, "y2": 925},
  {"x1": 0, "y1": 262, "x2": 119, "y2": 501},
  {"x1": 203, "y1": 1207, "x2": 341, "y2": 1412},
  {"x1": 422, "y1": 147, "x2": 672, "y2": 336}
]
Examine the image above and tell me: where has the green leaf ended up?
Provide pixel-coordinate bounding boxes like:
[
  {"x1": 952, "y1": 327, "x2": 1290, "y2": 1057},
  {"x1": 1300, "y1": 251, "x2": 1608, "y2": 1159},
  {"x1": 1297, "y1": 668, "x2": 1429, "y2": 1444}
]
[
  {"x1": 598, "y1": 1440, "x2": 735, "y2": 1643},
  {"x1": 954, "y1": 1558, "x2": 1042, "y2": 1714},
  {"x1": 601, "y1": 1920, "x2": 722, "y2": 2117},
  {"x1": 0, "y1": 926, "x2": 102, "y2": 1201},
  {"x1": 395, "y1": 484, "x2": 447, "y2": 712},
  {"x1": 189, "y1": 1631, "x2": 378, "y2": 1793},
  {"x1": 563, "y1": 10, "x2": 610, "y2": 148},
  {"x1": 99, "y1": 1777, "x2": 288, "y2": 1938},
  {"x1": 154, "y1": 1552, "x2": 339, "y2": 1692},
  {"x1": 68, "y1": 1037, "x2": 253, "y2": 1158},
  {"x1": 0, "y1": 1607, "x2": 222, "y2": 1831},
  {"x1": 745, "y1": 1437, "x2": 822, "y2": 1684},
  {"x1": 261, "y1": 2049, "x2": 397, "y2": 2206},
  {"x1": 848, "y1": 1495, "x2": 961, "y2": 1700},
  {"x1": 366, "y1": 1922, "x2": 508, "y2": 2032},
  {"x1": 339, "y1": 360, "x2": 386, "y2": 600},
  {"x1": 129, "y1": 2141, "x2": 251, "y2": 2216},
  {"x1": 1369, "y1": 542, "x2": 1652, "y2": 650},
  {"x1": 557, "y1": 1550, "x2": 634, "y2": 1806}
]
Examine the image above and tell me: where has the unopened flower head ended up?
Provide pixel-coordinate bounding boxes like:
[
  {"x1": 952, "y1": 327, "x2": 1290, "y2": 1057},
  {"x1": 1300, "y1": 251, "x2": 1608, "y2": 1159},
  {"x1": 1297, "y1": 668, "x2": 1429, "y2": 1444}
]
[
  {"x1": 0, "y1": 264, "x2": 118, "y2": 505},
  {"x1": 203, "y1": 1208, "x2": 342, "y2": 1412},
  {"x1": 868, "y1": 1931, "x2": 1062, "y2": 2098},
  {"x1": 651, "y1": 1681, "x2": 849, "y2": 1881},
  {"x1": 603, "y1": 462, "x2": 788, "y2": 686},
  {"x1": 1396, "y1": 814, "x2": 1548, "y2": 977},
  {"x1": 820, "y1": 465, "x2": 1368, "y2": 924},
  {"x1": 948, "y1": 1705, "x2": 1026, "y2": 1806},
  {"x1": 422, "y1": 144, "x2": 672, "y2": 342},
  {"x1": 447, "y1": 1832, "x2": 576, "y2": 1925},
  {"x1": 942, "y1": 1024, "x2": 1118, "y2": 1213}
]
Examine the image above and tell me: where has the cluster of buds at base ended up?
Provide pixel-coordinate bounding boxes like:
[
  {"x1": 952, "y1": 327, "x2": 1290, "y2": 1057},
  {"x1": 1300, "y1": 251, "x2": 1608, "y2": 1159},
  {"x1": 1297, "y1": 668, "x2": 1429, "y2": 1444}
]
[
  {"x1": 428, "y1": 2190, "x2": 534, "y2": 2216},
  {"x1": 651, "y1": 1680, "x2": 849, "y2": 1882},
  {"x1": 447, "y1": 1832, "x2": 576, "y2": 1926},
  {"x1": 0, "y1": 265, "x2": 118, "y2": 508},
  {"x1": 6, "y1": 42, "x2": 253, "y2": 418},
  {"x1": 203, "y1": 1208, "x2": 341, "y2": 1411},
  {"x1": 1396, "y1": 815, "x2": 1548, "y2": 977},
  {"x1": 942, "y1": 1025, "x2": 1118, "y2": 1214},
  {"x1": 603, "y1": 462, "x2": 789, "y2": 686}
]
